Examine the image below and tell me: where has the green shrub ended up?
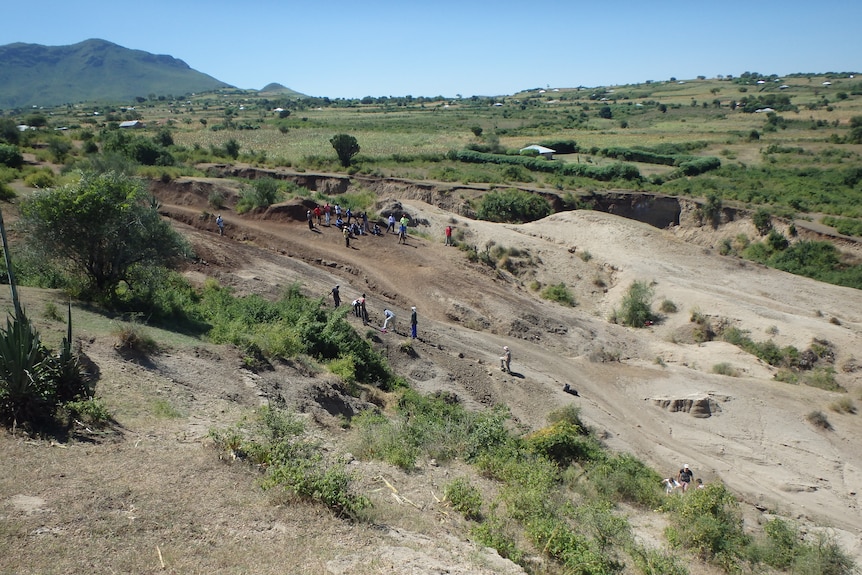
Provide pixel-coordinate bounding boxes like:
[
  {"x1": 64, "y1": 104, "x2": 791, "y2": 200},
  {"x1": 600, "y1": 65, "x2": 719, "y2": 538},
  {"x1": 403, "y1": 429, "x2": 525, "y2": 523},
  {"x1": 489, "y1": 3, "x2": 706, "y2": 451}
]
[
  {"x1": 63, "y1": 397, "x2": 111, "y2": 427},
  {"x1": 525, "y1": 420, "x2": 604, "y2": 466},
  {"x1": 445, "y1": 477, "x2": 484, "y2": 520},
  {"x1": 660, "y1": 299, "x2": 678, "y2": 313},
  {"x1": 541, "y1": 282, "x2": 576, "y2": 306},
  {"x1": 615, "y1": 281, "x2": 656, "y2": 327},
  {"x1": 23, "y1": 168, "x2": 56, "y2": 189},
  {"x1": 212, "y1": 406, "x2": 371, "y2": 520},
  {"x1": 588, "y1": 453, "x2": 664, "y2": 508},
  {"x1": 629, "y1": 544, "x2": 689, "y2": 575},
  {"x1": 477, "y1": 188, "x2": 552, "y2": 223},
  {"x1": 665, "y1": 482, "x2": 749, "y2": 569},
  {"x1": 235, "y1": 177, "x2": 283, "y2": 213}
]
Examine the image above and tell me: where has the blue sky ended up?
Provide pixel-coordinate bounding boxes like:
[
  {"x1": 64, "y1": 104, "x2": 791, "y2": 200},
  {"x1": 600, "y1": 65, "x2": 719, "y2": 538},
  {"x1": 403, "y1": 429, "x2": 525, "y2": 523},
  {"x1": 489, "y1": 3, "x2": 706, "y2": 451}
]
[{"x1": 3, "y1": 0, "x2": 860, "y2": 98}]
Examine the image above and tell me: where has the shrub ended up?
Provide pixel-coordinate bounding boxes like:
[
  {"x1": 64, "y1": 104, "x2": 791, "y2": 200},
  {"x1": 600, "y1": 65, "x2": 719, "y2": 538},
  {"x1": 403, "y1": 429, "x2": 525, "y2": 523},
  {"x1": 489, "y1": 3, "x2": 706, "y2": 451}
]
[
  {"x1": 525, "y1": 420, "x2": 604, "y2": 466},
  {"x1": 712, "y1": 363, "x2": 740, "y2": 377},
  {"x1": 541, "y1": 282, "x2": 576, "y2": 306},
  {"x1": 806, "y1": 410, "x2": 832, "y2": 430},
  {"x1": 0, "y1": 143, "x2": 23, "y2": 169},
  {"x1": 588, "y1": 453, "x2": 664, "y2": 508},
  {"x1": 665, "y1": 482, "x2": 749, "y2": 569},
  {"x1": 445, "y1": 477, "x2": 483, "y2": 520},
  {"x1": 63, "y1": 397, "x2": 111, "y2": 427},
  {"x1": 660, "y1": 299, "x2": 678, "y2": 313},
  {"x1": 235, "y1": 177, "x2": 283, "y2": 213},
  {"x1": 829, "y1": 397, "x2": 856, "y2": 414},
  {"x1": 112, "y1": 320, "x2": 159, "y2": 355},
  {"x1": 477, "y1": 188, "x2": 552, "y2": 223},
  {"x1": 615, "y1": 281, "x2": 656, "y2": 327},
  {"x1": 23, "y1": 168, "x2": 56, "y2": 189},
  {"x1": 752, "y1": 208, "x2": 772, "y2": 235}
]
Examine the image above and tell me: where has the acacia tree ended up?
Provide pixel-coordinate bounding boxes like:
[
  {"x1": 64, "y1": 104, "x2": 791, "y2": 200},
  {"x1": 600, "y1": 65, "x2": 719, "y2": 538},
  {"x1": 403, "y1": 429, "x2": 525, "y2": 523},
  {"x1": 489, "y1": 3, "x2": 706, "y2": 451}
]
[
  {"x1": 19, "y1": 171, "x2": 189, "y2": 301},
  {"x1": 330, "y1": 133, "x2": 360, "y2": 167}
]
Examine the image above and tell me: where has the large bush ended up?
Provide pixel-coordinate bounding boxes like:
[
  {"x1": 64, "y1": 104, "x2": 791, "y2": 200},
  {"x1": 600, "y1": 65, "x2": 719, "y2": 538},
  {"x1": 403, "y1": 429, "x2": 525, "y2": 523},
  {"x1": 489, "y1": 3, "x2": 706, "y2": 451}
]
[
  {"x1": 477, "y1": 188, "x2": 552, "y2": 223},
  {"x1": 0, "y1": 143, "x2": 23, "y2": 169}
]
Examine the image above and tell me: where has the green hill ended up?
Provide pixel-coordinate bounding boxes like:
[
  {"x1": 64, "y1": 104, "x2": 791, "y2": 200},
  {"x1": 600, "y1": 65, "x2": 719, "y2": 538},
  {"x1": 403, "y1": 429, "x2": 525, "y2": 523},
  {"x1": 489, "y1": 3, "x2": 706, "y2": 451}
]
[{"x1": 0, "y1": 38, "x2": 233, "y2": 108}]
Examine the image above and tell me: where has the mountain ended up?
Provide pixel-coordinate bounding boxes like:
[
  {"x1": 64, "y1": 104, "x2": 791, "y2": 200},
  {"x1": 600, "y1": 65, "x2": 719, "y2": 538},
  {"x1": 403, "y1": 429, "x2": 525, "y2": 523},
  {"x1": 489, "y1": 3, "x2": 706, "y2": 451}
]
[
  {"x1": 0, "y1": 39, "x2": 233, "y2": 108},
  {"x1": 259, "y1": 82, "x2": 304, "y2": 97}
]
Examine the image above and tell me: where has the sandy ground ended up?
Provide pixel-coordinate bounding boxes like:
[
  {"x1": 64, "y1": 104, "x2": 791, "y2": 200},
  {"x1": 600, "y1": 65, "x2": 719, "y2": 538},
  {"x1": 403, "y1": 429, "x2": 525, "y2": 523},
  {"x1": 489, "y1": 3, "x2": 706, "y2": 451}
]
[
  {"x1": 3, "y1": 175, "x2": 862, "y2": 573},
  {"x1": 166, "y1": 179, "x2": 862, "y2": 558}
]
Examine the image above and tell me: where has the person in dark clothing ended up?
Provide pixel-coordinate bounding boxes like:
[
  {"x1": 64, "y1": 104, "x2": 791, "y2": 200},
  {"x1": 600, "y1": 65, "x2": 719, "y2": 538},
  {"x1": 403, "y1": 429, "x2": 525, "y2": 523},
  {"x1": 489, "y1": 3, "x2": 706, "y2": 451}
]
[
  {"x1": 307, "y1": 209, "x2": 314, "y2": 230},
  {"x1": 677, "y1": 464, "x2": 694, "y2": 492},
  {"x1": 360, "y1": 295, "x2": 369, "y2": 325},
  {"x1": 330, "y1": 285, "x2": 341, "y2": 307},
  {"x1": 410, "y1": 306, "x2": 418, "y2": 339}
]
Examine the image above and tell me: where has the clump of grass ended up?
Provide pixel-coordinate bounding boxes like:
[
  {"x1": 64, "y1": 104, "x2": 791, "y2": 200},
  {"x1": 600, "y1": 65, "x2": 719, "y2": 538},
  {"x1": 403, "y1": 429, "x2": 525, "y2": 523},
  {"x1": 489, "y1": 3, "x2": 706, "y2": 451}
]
[
  {"x1": 579, "y1": 250, "x2": 593, "y2": 262},
  {"x1": 43, "y1": 301, "x2": 63, "y2": 321},
  {"x1": 64, "y1": 398, "x2": 112, "y2": 427},
  {"x1": 660, "y1": 299, "x2": 678, "y2": 313},
  {"x1": 152, "y1": 398, "x2": 182, "y2": 419},
  {"x1": 112, "y1": 320, "x2": 159, "y2": 355},
  {"x1": 828, "y1": 397, "x2": 856, "y2": 414},
  {"x1": 806, "y1": 410, "x2": 832, "y2": 430},
  {"x1": 804, "y1": 367, "x2": 842, "y2": 392},
  {"x1": 712, "y1": 362, "x2": 740, "y2": 377}
]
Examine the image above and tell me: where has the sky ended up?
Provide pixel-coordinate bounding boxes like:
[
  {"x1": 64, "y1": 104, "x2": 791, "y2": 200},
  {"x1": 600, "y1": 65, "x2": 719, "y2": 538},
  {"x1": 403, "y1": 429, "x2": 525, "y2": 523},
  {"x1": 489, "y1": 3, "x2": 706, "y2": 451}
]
[{"x1": 3, "y1": 1, "x2": 861, "y2": 99}]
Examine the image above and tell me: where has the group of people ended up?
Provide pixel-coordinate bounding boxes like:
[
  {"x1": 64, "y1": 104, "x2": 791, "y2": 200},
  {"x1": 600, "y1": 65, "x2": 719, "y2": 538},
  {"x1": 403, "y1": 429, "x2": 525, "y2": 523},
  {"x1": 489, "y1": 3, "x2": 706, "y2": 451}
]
[
  {"x1": 331, "y1": 286, "x2": 418, "y2": 339},
  {"x1": 664, "y1": 463, "x2": 703, "y2": 494}
]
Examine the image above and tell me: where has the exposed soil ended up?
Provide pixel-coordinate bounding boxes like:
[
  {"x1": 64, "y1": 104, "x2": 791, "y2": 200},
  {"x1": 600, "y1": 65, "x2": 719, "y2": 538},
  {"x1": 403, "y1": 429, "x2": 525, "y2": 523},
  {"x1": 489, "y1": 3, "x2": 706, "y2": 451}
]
[{"x1": 2, "y1": 171, "x2": 862, "y2": 574}]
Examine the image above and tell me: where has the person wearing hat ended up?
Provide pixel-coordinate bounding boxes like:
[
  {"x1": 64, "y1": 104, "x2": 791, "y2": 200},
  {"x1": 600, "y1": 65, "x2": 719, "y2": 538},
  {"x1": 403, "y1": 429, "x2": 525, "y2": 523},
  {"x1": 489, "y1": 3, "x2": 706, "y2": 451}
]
[
  {"x1": 410, "y1": 306, "x2": 418, "y2": 339},
  {"x1": 677, "y1": 463, "x2": 694, "y2": 492},
  {"x1": 500, "y1": 345, "x2": 511, "y2": 373}
]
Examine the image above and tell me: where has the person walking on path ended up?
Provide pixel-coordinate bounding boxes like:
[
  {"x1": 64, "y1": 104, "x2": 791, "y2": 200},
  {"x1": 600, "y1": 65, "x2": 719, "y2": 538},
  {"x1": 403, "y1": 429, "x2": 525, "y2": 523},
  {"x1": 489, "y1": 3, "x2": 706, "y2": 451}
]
[
  {"x1": 444, "y1": 225, "x2": 452, "y2": 246},
  {"x1": 216, "y1": 214, "x2": 225, "y2": 236},
  {"x1": 410, "y1": 306, "x2": 418, "y2": 339},
  {"x1": 307, "y1": 209, "x2": 314, "y2": 230},
  {"x1": 677, "y1": 464, "x2": 694, "y2": 493},
  {"x1": 324, "y1": 202, "x2": 332, "y2": 226},
  {"x1": 381, "y1": 309, "x2": 396, "y2": 333},
  {"x1": 500, "y1": 345, "x2": 511, "y2": 373},
  {"x1": 330, "y1": 285, "x2": 341, "y2": 308},
  {"x1": 343, "y1": 225, "x2": 351, "y2": 248},
  {"x1": 386, "y1": 214, "x2": 396, "y2": 234},
  {"x1": 360, "y1": 294, "x2": 369, "y2": 325}
]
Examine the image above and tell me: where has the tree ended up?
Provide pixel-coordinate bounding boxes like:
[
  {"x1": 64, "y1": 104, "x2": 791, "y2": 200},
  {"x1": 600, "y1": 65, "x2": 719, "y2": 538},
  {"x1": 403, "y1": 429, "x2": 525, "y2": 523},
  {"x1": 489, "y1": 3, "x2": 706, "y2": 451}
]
[
  {"x1": 849, "y1": 116, "x2": 862, "y2": 144},
  {"x1": 19, "y1": 172, "x2": 189, "y2": 301},
  {"x1": 598, "y1": 105, "x2": 613, "y2": 119},
  {"x1": 224, "y1": 138, "x2": 241, "y2": 160},
  {"x1": 330, "y1": 134, "x2": 360, "y2": 167}
]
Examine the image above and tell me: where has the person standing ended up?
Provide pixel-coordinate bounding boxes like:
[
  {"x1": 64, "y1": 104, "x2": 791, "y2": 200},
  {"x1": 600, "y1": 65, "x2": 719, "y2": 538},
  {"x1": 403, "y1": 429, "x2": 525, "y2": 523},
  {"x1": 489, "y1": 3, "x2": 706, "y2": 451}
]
[
  {"x1": 410, "y1": 306, "x2": 418, "y2": 339},
  {"x1": 677, "y1": 464, "x2": 694, "y2": 493},
  {"x1": 216, "y1": 214, "x2": 225, "y2": 236},
  {"x1": 381, "y1": 309, "x2": 396, "y2": 333},
  {"x1": 361, "y1": 211, "x2": 369, "y2": 233},
  {"x1": 314, "y1": 205, "x2": 322, "y2": 225},
  {"x1": 330, "y1": 285, "x2": 341, "y2": 308},
  {"x1": 335, "y1": 204, "x2": 342, "y2": 221},
  {"x1": 386, "y1": 214, "x2": 396, "y2": 234},
  {"x1": 360, "y1": 294, "x2": 369, "y2": 325},
  {"x1": 307, "y1": 209, "x2": 314, "y2": 230},
  {"x1": 343, "y1": 225, "x2": 350, "y2": 248},
  {"x1": 324, "y1": 202, "x2": 332, "y2": 226},
  {"x1": 500, "y1": 345, "x2": 511, "y2": 373},
  {"x1": 444, "y1": 225, "x2": 452, "y2": 246}
]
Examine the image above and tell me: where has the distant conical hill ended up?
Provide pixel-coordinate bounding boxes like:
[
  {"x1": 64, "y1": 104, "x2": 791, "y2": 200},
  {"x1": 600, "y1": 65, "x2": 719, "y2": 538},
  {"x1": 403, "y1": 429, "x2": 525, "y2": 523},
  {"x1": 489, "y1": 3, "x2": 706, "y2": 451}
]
[
  {"x1": 260, "y1": 83, "x2": 305, "y2": 97},
  {"x1": 0, "y1": 39, "x2": 233, "y2": 108}
]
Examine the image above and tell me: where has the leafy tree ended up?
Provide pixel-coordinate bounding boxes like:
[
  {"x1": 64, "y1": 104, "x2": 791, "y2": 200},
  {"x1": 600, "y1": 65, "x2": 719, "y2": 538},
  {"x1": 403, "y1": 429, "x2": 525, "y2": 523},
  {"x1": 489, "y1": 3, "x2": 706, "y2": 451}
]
[
  {"x1": 224, "y1": 138, "x2": 241, "y2": 160},
  {"x1": 0, "y1": 118, "x2": 20, "y2": 145},
  {"x1": 330, "y1": 133, "x2": 360, "y2": 167},
  {"x1": 598, "y1": 105, "x2": 613, "y2": 119},
  {"x1": 752, "y1": 208, "x2": 772, "y2": 235},
  {"x1": 470, "y1": 125, "x2": 483, "y2": 137},
  {"x1": 19, "y1": 172, "x2": 190, "y2": 301},
  {"x1": 616, "y1": 280, "x2": 656, "y2": 327},
  {"x1": 0, "y1": 144, "x2": 23, "y2": 169}
]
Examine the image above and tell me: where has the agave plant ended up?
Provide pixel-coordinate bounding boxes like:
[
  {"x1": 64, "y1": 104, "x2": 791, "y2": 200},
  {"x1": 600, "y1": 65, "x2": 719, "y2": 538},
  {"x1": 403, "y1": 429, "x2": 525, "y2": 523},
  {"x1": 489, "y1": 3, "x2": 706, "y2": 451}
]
[{"x1": 0, "y1": 309, "x2": 57, "y2": 430}]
